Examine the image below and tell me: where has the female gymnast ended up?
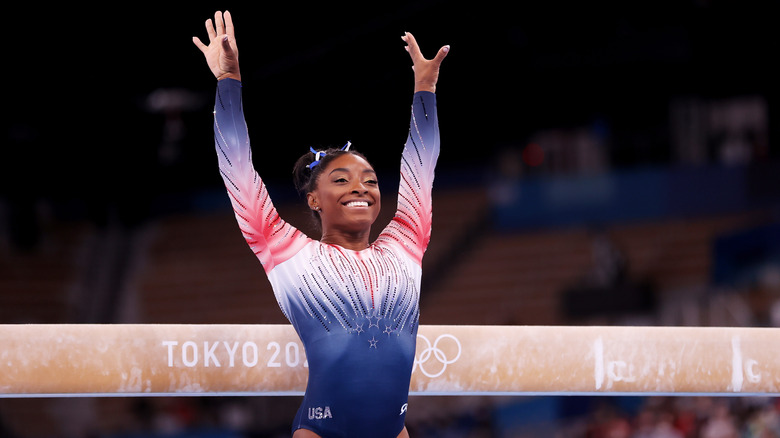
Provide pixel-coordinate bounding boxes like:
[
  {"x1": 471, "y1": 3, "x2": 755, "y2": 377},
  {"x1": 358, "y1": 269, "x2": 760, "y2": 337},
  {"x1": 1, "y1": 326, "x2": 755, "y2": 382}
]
[{"x1": 193, "y1": 10, "x2": 448, "y2": 438}]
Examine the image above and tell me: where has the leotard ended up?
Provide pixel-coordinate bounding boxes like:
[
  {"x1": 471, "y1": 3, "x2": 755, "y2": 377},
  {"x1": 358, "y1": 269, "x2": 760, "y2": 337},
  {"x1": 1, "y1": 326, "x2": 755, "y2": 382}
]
[{"x1": 213, "y1": 78, "x2": 439, "y2": 438}]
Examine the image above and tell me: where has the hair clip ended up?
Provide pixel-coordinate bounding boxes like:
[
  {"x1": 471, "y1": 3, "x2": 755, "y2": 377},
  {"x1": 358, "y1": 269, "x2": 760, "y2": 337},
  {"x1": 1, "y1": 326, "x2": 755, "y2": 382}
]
[
  {"x1": 306, "y1": 141, "x2": 352, "y2": 169},
  {"x1": 307, "y1": 147, "x2": 324, "y2": 169}
]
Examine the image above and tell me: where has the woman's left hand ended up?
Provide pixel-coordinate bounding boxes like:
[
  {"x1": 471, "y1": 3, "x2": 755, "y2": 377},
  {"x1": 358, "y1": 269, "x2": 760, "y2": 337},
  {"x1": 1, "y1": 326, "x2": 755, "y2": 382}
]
[{"x1": 402, "y1": 32, "x2": 449, "y2": 93}]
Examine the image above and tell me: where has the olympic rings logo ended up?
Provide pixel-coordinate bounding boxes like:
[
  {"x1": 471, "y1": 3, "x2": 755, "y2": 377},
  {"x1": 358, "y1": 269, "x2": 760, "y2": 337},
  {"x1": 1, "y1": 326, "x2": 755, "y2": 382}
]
[{"x1": 413, "y1": 334, "x2": 462, "y2": 378}]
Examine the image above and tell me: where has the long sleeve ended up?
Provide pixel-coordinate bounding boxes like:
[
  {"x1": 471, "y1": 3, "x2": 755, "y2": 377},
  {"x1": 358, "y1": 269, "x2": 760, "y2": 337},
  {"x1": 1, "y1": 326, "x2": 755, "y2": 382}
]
[
  {"x1": 376, "y1": 91, "x2": 440, "y2": 265},
  {"x1": 213, "y1": 79, "x2": 311, "y2": 274}
]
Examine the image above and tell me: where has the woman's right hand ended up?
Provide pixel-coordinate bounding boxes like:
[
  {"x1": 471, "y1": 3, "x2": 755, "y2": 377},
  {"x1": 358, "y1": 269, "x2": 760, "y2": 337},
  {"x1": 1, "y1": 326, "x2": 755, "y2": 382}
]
[{"x1": 193, "y1": 11, "x2": 241, "y2": 81}]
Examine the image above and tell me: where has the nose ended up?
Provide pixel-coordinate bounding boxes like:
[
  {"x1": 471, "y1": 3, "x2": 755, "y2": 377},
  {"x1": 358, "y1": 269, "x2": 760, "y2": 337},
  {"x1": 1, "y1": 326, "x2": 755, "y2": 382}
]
[{"x1": 350, "y1": 181, "x2": 369, "y2": 194}]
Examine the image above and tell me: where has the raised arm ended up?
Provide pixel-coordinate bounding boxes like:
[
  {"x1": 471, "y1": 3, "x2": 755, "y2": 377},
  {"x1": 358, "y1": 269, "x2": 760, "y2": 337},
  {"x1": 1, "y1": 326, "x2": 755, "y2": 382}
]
[
  {"x1": 195, "y1": 12, "x2": 309, "y2": 274},
  {"x1": 377, "y1": 34, "x2": 448, "y2": 264}
]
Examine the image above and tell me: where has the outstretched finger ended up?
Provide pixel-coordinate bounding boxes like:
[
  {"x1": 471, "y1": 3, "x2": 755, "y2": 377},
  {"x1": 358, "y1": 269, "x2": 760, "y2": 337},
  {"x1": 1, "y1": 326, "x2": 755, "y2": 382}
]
[
  {"x1": 192, "y1": 36, "x2": 208, "y2": 53},
  {"x1": 402, "y1": 32, "x2": 422, "y2": 61},
  {"x1": 224, "y1": 10, "x2": 236, "y2": 40},
  {"x1": 214, "y1": 11, "x2": 225, "y2": 37},
  {"x1": 431, "y1": 45, "x2": 450, "y2": 67},
  {"x1": 221, "y1": 34, "x2": 236, "y2": 57},
  {"x1": 205, "y1": 18, "x2": 216, "y2": 42}
]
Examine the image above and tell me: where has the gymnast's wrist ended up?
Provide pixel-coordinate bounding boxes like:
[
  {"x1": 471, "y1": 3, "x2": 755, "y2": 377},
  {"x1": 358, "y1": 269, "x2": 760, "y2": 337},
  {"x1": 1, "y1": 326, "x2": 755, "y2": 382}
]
[
  {"x1": 217, "y1": 72, "x2": 242, "y2": 82},
  {"x1": 414, "y1": 82, "x2": 436, "y2": 93}
]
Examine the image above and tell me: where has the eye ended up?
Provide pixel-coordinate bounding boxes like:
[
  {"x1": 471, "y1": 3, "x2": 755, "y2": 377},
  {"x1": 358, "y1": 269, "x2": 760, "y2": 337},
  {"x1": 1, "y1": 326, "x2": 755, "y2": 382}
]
[
  {"x1": 333, "y1": 177, "x2": 348, "y2": 183},
  {"x1": 365, "y1": 179, "x2": 378, "y2": 185}
]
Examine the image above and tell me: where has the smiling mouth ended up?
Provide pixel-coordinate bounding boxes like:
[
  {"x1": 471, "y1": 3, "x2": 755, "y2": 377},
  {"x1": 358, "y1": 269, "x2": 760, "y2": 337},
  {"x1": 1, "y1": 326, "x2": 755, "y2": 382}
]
[{"x1": 344, "y1": 201, "x2": 370, "y2": 208}]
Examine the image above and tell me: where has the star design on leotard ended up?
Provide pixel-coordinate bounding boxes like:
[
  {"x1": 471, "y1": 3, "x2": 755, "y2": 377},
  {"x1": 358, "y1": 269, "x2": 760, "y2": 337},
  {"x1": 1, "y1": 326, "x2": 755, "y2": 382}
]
[
  {"x1": 383, "y1": 325, "x2": 394, "y2": 336},
  {"x1": 368, "y1": 336, "x2": 379, "y2": 349},
  {"x1": 368, "y1": 315, "x2": 380, "y2": 329},
  {"x1": 354, "y1": 323, "x2": 364, "y2": 334}
]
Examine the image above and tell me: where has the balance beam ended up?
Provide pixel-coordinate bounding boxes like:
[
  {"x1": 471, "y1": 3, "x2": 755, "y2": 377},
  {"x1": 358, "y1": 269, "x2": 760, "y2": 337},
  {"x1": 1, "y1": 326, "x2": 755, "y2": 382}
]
[{"x1": 1, "y1": 325, "x2": 778, "y2": 397}]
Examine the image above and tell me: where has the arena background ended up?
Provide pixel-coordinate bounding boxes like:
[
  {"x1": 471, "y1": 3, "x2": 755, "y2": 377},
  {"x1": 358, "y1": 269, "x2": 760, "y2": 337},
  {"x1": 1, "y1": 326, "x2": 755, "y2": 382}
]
[{"x1": 2, "y1": 1, "x2": 779, "y2": 437}]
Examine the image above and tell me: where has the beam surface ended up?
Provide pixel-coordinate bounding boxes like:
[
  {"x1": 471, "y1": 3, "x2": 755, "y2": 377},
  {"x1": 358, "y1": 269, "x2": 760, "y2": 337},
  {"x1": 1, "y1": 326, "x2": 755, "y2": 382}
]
[{"x1": 1, "y1": 324, "x2": 778, "y2": 397}]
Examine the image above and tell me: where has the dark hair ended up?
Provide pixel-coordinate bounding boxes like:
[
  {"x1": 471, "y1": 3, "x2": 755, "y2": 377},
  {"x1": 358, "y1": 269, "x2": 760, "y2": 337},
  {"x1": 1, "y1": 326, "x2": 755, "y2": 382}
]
[{"x1": 292, "y1": 147, "x2": 370, "y2": 228}]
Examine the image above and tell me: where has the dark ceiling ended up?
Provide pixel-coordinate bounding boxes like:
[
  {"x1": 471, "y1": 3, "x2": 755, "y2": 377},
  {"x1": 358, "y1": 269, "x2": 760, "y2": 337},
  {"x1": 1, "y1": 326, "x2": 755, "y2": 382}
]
[{"x1": 4, "y1": 1, "x2": 777, "y2": 216}]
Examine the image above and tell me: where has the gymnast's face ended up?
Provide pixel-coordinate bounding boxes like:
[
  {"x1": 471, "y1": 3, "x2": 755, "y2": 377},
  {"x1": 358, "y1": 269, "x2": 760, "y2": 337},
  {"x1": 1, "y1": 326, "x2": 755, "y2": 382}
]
[{"x1": 307, "y1": 153, "x2": 381, "y2": 236}]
